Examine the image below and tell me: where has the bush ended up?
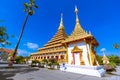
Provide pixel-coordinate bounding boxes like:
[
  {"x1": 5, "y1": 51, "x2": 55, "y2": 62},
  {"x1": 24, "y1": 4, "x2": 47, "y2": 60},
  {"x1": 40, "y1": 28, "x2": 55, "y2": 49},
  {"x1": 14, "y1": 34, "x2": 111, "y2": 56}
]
[
  {"x1": 46, "y1": 58, "x2": 60, "y2": 69},
  {"x1": 48, "y1": 62, "x2": 52, "y2": 66},
  {"x1": 54, "y1": 62, "x2": 60, "y2": 66},
  {"x1": 96, "y1": 55, "x2": 103, "y2": 65},
  {"x1": 49, "y1": 58, "x2": 57, "y2": 64},
  {"x1": 15, "y1": 56, "x2": 25, "y2": 64},
  {"x1": 109, "y1": 61, "x2": 117, "y2": 68},
  {"x1": 108, "y1": 55, "x2": 120, "y2": 65},
  {"x1": 31, "y1": 60, "x2": 40, "y2": 67},
  {"x1": 41, "y1": 59, "x2": 48, "y2": 65},
  {"x1": 32, "y1": 60, "x2": 40, "y2": 64}
]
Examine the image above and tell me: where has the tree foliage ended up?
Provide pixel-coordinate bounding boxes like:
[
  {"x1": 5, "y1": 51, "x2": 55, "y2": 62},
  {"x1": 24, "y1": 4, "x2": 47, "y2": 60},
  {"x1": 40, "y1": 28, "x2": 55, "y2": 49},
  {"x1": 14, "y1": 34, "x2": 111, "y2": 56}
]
[
  {"x1": 113, "y1": 43, "x2": 119, "y2": 50},
  {"x1": 12, "y1": 0, "x2": 38, "y2": 58},
  {"x1": 42, "y1": 59, "x2": 48, "y2": 64},
  {"x1": 0, "y1": 26, "x2": 10, "y2": 47},
  {"x1": 49, "y1": 58, "x2": 57, "y2": 64},
  {"x1": 97, "y1": 54, "x2": 120, "y2": 66},
  {"x1": 15, "y1": 56, "x2": 25, "y2": 64},
  {"x1": 96, "y1": 55, "x2": 103, "y2": 65},
  {"x1": 32, "y1": 59, "x2": 40, "y2": 64},
  {"x1": 108, "y1": 55, "x2": 120, "y2": 65},
  {"x1": 24, "y1": 0, "x2": 38, "y2": 15}
]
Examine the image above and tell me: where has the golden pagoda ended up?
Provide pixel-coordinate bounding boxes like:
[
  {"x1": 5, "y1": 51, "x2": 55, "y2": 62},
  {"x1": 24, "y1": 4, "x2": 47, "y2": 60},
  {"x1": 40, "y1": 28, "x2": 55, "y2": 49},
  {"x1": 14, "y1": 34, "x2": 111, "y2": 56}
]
[
  {"x1": 62, "y1": 6, "x2": 99, "y2": 66},
  {"x1": 30, "y1": 6, "x2": 106, "y2": 77},
  {"x1": 63, "y1": 6, "x2": 98, "y2": 45},
  {"x1": 31, "y1": 14, "x2": 68, "y2": 63},
  {"x1": 31, "y1": 6, "x2": 99, "y2": 65},
  {"x1": 102, "y1": 53, "x2": 109, "y2": 64}
]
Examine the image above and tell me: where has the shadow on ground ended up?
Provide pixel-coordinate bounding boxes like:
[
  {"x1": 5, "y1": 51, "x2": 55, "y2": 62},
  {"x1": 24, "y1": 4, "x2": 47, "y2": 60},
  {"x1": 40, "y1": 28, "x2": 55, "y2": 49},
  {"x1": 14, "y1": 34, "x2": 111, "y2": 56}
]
[
  {"x1": 0, "y1": 66, "x2": 39, "y2": 80},
  {"x1": 107, "y1": 72, "x2": 120, "y2": 76}
]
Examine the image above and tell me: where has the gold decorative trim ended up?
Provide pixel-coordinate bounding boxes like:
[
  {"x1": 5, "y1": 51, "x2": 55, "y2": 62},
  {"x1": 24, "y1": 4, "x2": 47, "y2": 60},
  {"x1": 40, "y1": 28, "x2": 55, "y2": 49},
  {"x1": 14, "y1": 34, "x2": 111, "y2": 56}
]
[{"x1": 71, "y1": 46, "x2": 82, "y2": 53}]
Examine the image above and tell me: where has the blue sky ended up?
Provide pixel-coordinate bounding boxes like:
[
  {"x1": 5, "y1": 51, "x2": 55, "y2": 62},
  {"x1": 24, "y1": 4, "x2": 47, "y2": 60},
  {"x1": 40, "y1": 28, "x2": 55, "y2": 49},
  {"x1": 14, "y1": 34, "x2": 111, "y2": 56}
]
[{"x1": 0, "y1": 0, "x2": 120, "y2": 56}]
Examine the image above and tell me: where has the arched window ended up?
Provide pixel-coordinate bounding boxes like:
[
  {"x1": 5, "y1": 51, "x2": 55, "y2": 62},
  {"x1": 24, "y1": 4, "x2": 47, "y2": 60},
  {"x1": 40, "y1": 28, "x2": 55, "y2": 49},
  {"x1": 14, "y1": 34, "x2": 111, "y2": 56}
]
[
  {"x1": 55, "y1": 56, "x2": 58, "y2": 60},
  {"x1": 44, "y1": 56, "x2": 46, "y2": 59},
  {"x1": 61, "y1": 55, "x2": 64, "y2": 59},
  {"x1": 41, "y1": 57, "x2": 43, "y2": 59},
  {"x1": 38, "y1": 57, "x2": 40, "y2": 59},
  {"x1": 51, "y1": 56, "x2": 54, "y2": 58},
  {"x1": 47, "y1": 56, "x2": 49, "y2": 59}
]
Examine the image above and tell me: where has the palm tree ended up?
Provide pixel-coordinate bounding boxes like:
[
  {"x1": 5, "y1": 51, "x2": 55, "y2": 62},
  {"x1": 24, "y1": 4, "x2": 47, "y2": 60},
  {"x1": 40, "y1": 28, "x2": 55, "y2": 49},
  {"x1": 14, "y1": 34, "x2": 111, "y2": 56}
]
[
  {"x1": 9, "y1": 0, "x2": 38, "y2": 66},
  {"x1": 113, "y1": 43, "x2": 119, "y2": 57},
  {"x1": 113, "y1": 43, "x2": 119, "y2": 50}
]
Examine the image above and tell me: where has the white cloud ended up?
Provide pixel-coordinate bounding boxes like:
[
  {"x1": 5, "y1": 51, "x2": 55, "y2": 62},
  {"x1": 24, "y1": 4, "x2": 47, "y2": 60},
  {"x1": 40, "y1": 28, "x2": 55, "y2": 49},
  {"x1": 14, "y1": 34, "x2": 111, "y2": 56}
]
[
  {"x1": 18, "y1": 49, "x2": 30, "y2": 56},
  {"x1": 24, "y1": 42, "x2": 39, "y2": 50},
  {"x1": 100, "y1": 48, "x2": 106, "y2": 52}
]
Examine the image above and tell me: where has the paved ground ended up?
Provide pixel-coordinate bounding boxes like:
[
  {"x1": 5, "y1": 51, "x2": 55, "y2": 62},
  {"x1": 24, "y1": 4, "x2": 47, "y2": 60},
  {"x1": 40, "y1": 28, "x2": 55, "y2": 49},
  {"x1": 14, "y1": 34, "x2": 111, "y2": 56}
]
[
  {"x1": 0, "y1": 64, "x2": 120, "y2": 80},
  {"x1": 0, "y1": 64, "x2": 39, "y2": 80}
]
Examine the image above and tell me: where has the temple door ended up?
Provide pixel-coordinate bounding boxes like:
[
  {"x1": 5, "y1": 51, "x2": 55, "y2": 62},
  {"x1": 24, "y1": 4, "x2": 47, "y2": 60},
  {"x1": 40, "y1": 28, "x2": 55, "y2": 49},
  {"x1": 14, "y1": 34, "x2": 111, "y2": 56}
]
[
  {"x1": 74, "y1": 53, "x2": 80, "y2": 65},
  {"x1": 71, "y1": 46, "x2": 83, "y2": 66}
]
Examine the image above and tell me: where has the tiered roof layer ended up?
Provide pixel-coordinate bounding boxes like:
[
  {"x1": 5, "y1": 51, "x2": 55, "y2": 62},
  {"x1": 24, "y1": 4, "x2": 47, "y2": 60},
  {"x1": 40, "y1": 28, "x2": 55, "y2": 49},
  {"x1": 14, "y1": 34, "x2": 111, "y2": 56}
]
[
  {"x1": 38, "y1": 14, "x2": 68, "y2": 54},
  {"x1": 63, "y1": 7, "x2": 98, "y2": 46}
]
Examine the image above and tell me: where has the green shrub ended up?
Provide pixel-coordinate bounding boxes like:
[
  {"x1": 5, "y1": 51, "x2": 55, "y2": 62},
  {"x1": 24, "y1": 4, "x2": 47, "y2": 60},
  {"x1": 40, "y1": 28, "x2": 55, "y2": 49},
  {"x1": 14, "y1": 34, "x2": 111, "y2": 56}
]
[
  {"x1": 49, "y1": 58, "x2": 57, "y2": 64},
  {"x1": 48, "y1": 62, "x2": 52, "y2": 66},
  {"x1": 109, "y1": 61, "x2": 117, "y2": 68},
  {"x1": 108, "y1": 55, "x2": 120, "y2": 65},
  {"x1": 32, "y1": 60, "x2": 40, "y2": 64},
  {"x1": 54, "y1": 62, "x2": 59, "y2": 66}
]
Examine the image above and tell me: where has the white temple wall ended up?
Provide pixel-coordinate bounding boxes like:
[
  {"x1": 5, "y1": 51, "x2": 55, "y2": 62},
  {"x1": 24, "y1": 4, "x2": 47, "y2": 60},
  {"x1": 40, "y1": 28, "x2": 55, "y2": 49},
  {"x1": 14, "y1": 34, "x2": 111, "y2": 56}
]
[{"x1": 67, "y1": 41, "x2": 90, "y2": 66}]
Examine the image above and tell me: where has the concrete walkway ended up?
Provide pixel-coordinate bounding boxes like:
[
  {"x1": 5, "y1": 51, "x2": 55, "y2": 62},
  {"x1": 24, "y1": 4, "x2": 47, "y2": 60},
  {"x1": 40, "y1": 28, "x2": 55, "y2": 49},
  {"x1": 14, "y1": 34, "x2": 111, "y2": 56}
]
[
  {"x1": 11, "y1": 68, "x2": 120, "y2": 80},
  {"x1": 0, "y1": 64, "x2": 120, "y2": 80}
]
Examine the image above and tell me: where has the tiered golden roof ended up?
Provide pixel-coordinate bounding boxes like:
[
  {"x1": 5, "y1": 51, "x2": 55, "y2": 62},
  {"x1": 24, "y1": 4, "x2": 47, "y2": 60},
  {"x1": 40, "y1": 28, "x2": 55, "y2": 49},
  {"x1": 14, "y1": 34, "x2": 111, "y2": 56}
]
[
  {"x1": 38, "y1": 14, "x2": 67, "y2": 54},
  {"x1": 63, "y1": 6, "x2": 93, "y2": 43},
  {"x1": 102, "y1": 53, "x2": 109, "y2": 61}
]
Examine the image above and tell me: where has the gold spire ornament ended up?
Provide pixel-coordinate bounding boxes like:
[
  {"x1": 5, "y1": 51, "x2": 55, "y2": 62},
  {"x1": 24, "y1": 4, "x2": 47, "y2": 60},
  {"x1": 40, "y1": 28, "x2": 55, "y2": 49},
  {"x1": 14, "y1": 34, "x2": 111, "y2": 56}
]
[
  {"x1": 58, "y1": 13, "x2": 64, "y2": 30},
  {"x1": 63, "y1": 6, "x2": 95, "y2": 43},
  {"x1": 75, "y1": 6, "x2": 79, "y2": 23},
  {"x1": 75, "y1": 6, "x2": 78, "y2": 15}
]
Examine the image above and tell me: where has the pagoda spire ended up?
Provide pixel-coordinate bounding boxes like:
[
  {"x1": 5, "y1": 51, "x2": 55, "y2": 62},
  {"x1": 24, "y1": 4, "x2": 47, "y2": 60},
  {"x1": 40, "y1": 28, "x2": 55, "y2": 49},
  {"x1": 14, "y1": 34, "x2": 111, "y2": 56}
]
[
  {"x1": 71, "y1": 6, "x2": 85, "y2": 36},
  {"x1": 75, "y1": 6, "x2": 79, "y2": 24},
  {"x1": 58, "y1": 13, "x2": 64, "y2": 30}
]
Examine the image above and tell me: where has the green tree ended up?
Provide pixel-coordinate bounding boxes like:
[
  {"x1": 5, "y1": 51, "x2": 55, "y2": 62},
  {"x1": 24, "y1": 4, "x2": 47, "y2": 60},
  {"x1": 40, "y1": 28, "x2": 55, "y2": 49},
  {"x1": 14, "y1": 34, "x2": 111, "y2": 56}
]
[
  {"x1": 12, "y1": 0, "x2": 38, "y2": 58},
  {"x1": 108, "y1": 54, "x2": 120, "y2": 65},
  {"x1": 96, "y1": 55, "x2": 103, "y2": 65},
  {"x1": 15, "y1": 56, "x2": 25, "y2": 64},
  {"x1": 48, "y1": 58, "x2": 58, "y2": 69},
  {"x1": 32, "y1": 60, "x2": 40, "y2": 64},
  {"x1": 31, "y1": 60, "x2": 40, "y2": 67},
  {"x1": 113, "y1": 43, "x2": 119, "y2": 49},
  {"x1": 0, "y1": 26, "x2": 10, "y2": 47},
  {"x1": 42, "y1": 59, "x2": 48, "y2": 65},
  {"x1": 113, "y1": 43, "x2": 119, "y2": 52}
]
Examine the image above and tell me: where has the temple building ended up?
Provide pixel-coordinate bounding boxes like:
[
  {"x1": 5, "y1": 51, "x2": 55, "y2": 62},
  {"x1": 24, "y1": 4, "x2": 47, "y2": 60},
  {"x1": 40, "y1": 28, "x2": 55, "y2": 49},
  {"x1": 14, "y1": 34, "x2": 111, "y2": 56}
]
[
  {"x1": 31, "y1": 13, "x2": 68, "y2": 63},
  {"x1": 30, "y1": 6, "x2": 105, "y2": 77},
  {"x1": 102, "y1": 53, "x2": 109, "y2": 65},
  {"x1": 31, "y1": 6, "x2": 99, "y2": 66}
]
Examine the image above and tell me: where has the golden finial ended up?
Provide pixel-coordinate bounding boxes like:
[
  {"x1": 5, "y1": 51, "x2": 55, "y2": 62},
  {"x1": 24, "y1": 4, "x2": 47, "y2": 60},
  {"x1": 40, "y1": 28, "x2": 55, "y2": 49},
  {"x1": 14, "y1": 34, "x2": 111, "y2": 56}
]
[
  {"x1": 75, "y1": 6, "x2": 79, "y2": 23},
  {"x1": 60, "y1": 13, "x2": 63, "y2": 26},
  {"x1": 58, "y1": 13, "x2": 64, "y2": 30},
  {"x1": 75, "y1": 6, "x2": 78, "y2": 14}
]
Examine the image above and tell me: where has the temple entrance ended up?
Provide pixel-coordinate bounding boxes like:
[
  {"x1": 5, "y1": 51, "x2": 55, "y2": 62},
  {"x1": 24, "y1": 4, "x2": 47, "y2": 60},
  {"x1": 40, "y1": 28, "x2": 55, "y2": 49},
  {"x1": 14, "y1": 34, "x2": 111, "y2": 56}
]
[
  {"x1": 74, "y1": 53, "x2": 80, "y2": 65},
  {"x1": 71, "y1": 46, "x2": 85, "y2": 65}
]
